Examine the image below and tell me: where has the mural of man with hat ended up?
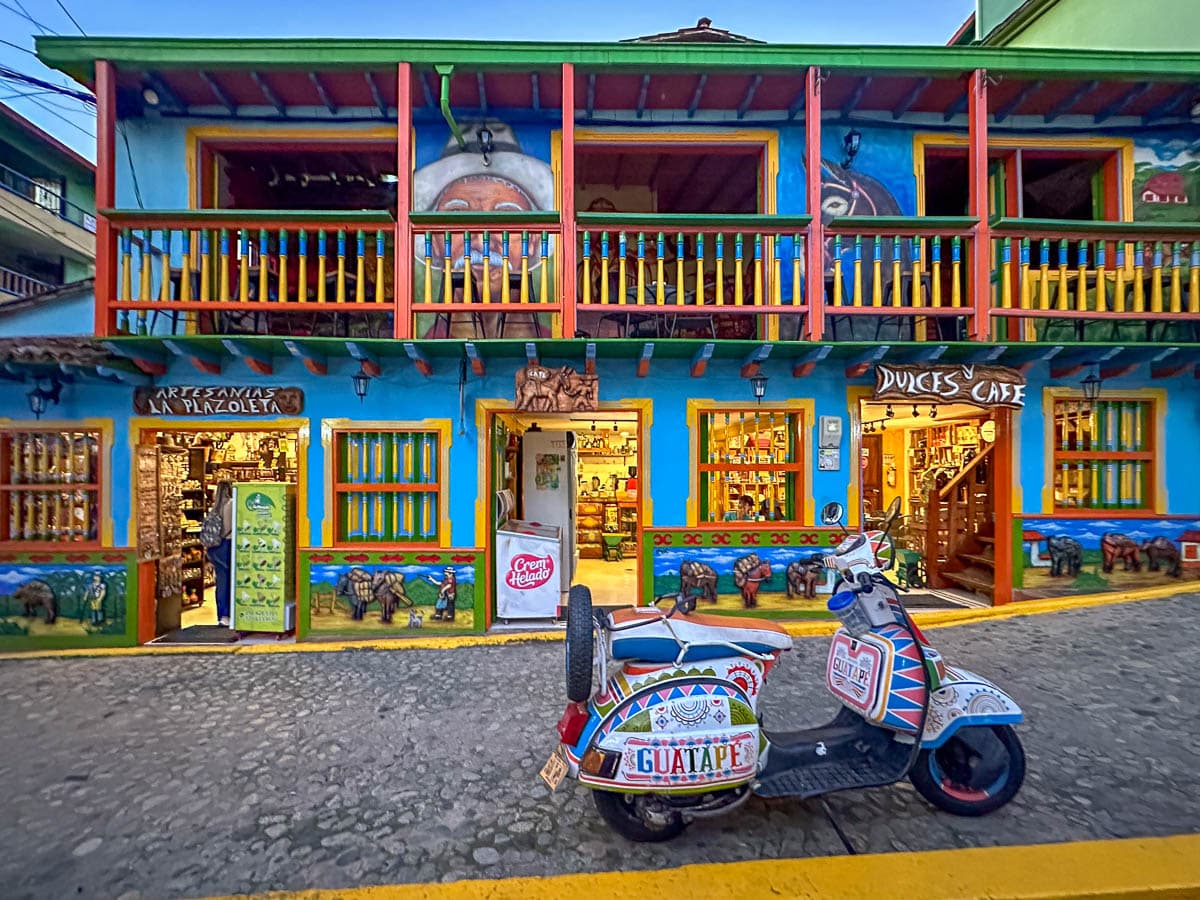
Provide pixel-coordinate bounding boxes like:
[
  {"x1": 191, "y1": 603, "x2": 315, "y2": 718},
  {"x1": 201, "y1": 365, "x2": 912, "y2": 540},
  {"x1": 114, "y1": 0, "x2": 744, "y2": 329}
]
[
  {"x1": 414, "y1": 122, "x2": 555, "y2": 338},
  {"x1": 424, "y1": 566, "x2": 459, "y2": 621}
]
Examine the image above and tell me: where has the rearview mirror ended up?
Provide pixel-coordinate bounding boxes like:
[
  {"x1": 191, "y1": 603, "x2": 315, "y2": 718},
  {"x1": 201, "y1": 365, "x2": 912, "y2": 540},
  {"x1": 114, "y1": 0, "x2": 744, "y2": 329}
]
[{"x1": 820, "y1": 502, "x2": 844, "y2": 526}]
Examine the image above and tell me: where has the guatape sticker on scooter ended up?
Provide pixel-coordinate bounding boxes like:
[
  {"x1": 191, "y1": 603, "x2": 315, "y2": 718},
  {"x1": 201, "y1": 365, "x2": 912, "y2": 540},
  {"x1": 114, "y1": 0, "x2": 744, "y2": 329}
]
[
  {"x1": 618, "y1": 731, "x2": 758, "y2": 786},
  {"x1": 827, "y1": 634, "x2": 884, "y2": 714}
]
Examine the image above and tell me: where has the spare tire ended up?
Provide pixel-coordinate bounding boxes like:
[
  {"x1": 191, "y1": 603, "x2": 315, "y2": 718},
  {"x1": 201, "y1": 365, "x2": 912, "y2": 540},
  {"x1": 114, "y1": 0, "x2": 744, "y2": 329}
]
[{"x1": 565, "y1": 584, "x2": 594, "y2": 702}]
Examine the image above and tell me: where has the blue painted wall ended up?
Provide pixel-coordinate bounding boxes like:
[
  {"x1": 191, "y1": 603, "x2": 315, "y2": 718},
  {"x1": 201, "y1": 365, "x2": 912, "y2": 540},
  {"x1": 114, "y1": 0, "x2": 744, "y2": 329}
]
[{"x1": 0, "y1": 289, "x2": 93, "y2": 337}]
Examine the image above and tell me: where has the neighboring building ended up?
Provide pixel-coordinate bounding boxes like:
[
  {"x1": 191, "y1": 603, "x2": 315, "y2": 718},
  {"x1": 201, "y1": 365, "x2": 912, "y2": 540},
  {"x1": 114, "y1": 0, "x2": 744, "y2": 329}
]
[
  {"x1": 0, "y1": 25, "x2": 1194, "y2": 650},
  {"x1": 0, "y1": 102, "x2": 95, "y2": 304},
  {"x1": 954, "y1": 0, "x2": 1200, "y2": 52}
]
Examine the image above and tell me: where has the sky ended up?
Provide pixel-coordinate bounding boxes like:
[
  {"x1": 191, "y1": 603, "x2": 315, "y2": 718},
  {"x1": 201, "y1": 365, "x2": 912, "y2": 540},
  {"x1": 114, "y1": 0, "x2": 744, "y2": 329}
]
[{"x1": 0, "y1": 0, "x2": 976, "y2": 161}]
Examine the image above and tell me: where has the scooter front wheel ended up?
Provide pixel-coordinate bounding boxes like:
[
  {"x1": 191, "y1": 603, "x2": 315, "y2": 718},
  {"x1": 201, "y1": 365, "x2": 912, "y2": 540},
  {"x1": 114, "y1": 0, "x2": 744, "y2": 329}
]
[
  {"x1": 910, "y1": 725, "x2": 1025, "y2": 816},
  {"x1": 592, "y1": 790, "x2": 688, "y2": 842}
]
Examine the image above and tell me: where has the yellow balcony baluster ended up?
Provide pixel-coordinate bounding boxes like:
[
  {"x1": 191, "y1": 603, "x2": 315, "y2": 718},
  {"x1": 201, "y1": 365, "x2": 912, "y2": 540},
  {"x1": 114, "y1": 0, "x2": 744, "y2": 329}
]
[
  {"x1": 238, "y1": 230, "x2": 250, "y2": 303},
  {"x1": 950, "y1": 236, "x2": 962, "y2": 308},
  {"x1": 791, "y1": 234, "x2": 801, "y2": 306},
  {"x1": 931, "y1": 236, "x2": 943, "y2": 308},
  {"x1": 599, "y1": 232, "x2": 608, "y2": 305},
  {"x1": 871, "y1": 235, "x2": 883, "y2": 306},
  {"x1": 1094, "y1": 240, "x2": 1106, "y2": 312},
  {"x1": 1113, "y1": 242, "x2": 1126, "y2": 312},
  {"x1": 1075, "y1": 240, "x2": 1088, "y2": 312},
  {"x1": 1150, "y1": 242, "x2": 1163, "y2": 313},
  {"x1": 180, "y1": 231, "x2": 192, "y2": 302},
  {"x1": 656, "y1": 232, "x2": 666, "y2": 305},
  {"x1": 636, "y1": 232, "x2": 645, "y2": 306},
  {"x1": 140, "y1": 230, "x2": 153, "y2": 303},
  {"x1": 1018, "y1": 238, "x2": 1031, "y2": 309},
  {"x1": 481, "y1": 231, "x2": 491, "y2": 303},
  {"x1": 676, "y1": 233, "x2": 685, "y2": 307},
  {"x1": 911, "y1": 236, "x2": 922, "y2": 307},
  {"x1": 297, "y1": 230, "x2": 308, "y2": 303},
  {"x1": 715, "y1": 233, "x2": 725, "y2": 306},
  {"x1": 1169, "y1": 241, "x2": 1182, "y2": 313},
  {"x1": 853, "y1": 235, "x2": 864, "y2": 307},
  {"x1": 734, "y1": 234, "x2": 744, "y2": 306},
  {"x1": 442, "y1": 230, "x2": 452, "y2": 304},
  {"x1": 258, "y1": 230, "x2": 270, "y2": 302},
  {"x1": 831, "y1": 235, "x2": 843, "y2": 307},
  {"x1": 696, "y1": 233, "x2": 706, "y2": 307},
  {"x1": 753, "y1": 234, "x2": 763, "y2": 306},
  {"x1": 279, "y1": 230, "x2": 290, "y2": 303},
  {"x1": 1038, "y1": 239, "x2": 1050, "y2": 309},
  {"x1": 617, "y1": 232, "x2": 626, "y2": 306},
  {"x1": 1055, "y1": 240, "x2": 1069, "y2": 311},
  {"x1": 581, "y1": 232, "x2": 591, "y2": 305},
  {"x1": 773, "y1": 235, "x2": 783, "y2": 306},
  {"x1": 160, "y1": 230, "x2": 172, "y2": 302},
  {"x1": 520, "y1": 231, "x2": 530, "y2": 304},
  {"x1": 462, "y1": 231, "x2": 472, "y2": 304},
  {"x1": 220, "y1": 229, "x2": 232, "y2": 303},
  {"x1": 1001, "y1": 238, "x2": 1012, "y2": 309},
  {"x1": 890, "y1": 236, "x2": 902, "y2": 307},
  {"x1": 198, "y1": 230, "x2": 211, "y2": 303},
  {"x1": 120, "y1": 229, "x2": 132, "y2": 302},
  {"x1": 337, "y1": 230, "x2": 348, "y2": 304},
  {"x1": 374, "y1": 230, "x2": 385, "y2": 304},
  {"x1": 317, "y1": 231, "x2": 328, "y2": 304},
  {"x1": 1189, "y1": 243, "x2": 1200, "y2": 314},
  {"x1": 539, "y1": 232, "x2": 549, "y2": 302}
]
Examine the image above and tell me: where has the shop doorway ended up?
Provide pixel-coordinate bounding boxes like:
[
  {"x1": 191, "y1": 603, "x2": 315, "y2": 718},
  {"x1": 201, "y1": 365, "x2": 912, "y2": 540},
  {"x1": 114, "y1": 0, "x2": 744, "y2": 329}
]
[
  {"x1": 486, "y1": 406, "x2": 646, "y2": 618},
  {"x1": 859, "y1": 399, "x2": 1003, "y2": 607},
  {"x1": 132, "y1": 425, "x2": 303, "y2": 643}
]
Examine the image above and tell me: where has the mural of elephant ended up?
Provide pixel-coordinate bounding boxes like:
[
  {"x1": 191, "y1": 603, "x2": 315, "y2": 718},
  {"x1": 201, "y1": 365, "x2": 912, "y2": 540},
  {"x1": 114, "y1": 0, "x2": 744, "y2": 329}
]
[
  {"x1": 1047, "y1": 536, "x2": 1083, "y2": 578},
  {"x1": 679, "y1": 561, "x2": 718, "y2": 607},
  {"x1": 733, "y1": 554, "x2": 772, "y2": 609},
  {"x1": 14, "y1": 579, "x2": 57, "y2": 625},
  {"x1": 1101, "y1": 533, "x2": 1141, "y2": 573},
  {"x1": 785, "y1": 560, "x2": 821, "y2": 600},
  {"x1": 1141, "y1": 537, "x2": 1182, "y2": 577}
]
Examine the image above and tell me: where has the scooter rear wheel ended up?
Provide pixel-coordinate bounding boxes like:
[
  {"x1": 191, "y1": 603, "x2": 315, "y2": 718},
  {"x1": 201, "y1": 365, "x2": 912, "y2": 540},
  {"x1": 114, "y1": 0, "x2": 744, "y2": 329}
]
[
  {"x1": 910, "y1": 725, "x2": 1025, "y2": 816},
  {"x1": 565, "y1": 584, "x2": 594, "y2": 703},
  {"x1": 592, "y1": 790, "x2": 688, "y2": 842}
]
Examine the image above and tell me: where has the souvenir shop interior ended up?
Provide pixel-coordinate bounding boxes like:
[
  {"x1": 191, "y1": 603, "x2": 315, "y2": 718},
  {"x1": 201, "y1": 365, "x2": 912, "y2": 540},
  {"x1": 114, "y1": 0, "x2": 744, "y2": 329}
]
[
  {"x1": 495, "y1": 411, "x2": 641, "y2": 607},
  {"x1": 858, "y1": 400, "x2": 997, "y2": 606},
  {"x1": 136, "y1": 428, "x2": 299, "y2": 637}
]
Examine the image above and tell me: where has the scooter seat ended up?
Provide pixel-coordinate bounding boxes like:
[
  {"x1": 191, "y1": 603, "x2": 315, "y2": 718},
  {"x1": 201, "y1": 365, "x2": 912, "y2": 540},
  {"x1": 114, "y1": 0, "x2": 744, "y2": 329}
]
[{"x1": 608, "y1": 608, "x2": 793, "y2": 663}]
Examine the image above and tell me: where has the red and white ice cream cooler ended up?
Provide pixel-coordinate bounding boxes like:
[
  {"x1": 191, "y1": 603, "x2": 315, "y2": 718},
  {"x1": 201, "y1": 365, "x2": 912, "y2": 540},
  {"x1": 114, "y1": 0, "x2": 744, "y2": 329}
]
[{"x1": 496, "y1": 519, "x2": 562, "y2": 619}]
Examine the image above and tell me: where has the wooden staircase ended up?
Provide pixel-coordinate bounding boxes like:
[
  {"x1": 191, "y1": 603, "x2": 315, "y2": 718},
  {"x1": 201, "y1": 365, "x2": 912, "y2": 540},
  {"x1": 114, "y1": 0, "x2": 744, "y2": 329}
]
[{"x1": 926, "y1": 444, "x2": 996, "y2": 603}]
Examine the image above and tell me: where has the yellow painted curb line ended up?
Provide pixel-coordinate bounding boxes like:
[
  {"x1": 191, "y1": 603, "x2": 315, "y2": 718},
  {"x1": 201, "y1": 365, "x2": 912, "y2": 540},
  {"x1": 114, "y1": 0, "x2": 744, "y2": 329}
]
[
  {"x1": 0, "y1": 585, "x2": 1186, "y2": 661},
  {"x1": 203, "y1": 833, "x2": 1200, "y2": 900}
]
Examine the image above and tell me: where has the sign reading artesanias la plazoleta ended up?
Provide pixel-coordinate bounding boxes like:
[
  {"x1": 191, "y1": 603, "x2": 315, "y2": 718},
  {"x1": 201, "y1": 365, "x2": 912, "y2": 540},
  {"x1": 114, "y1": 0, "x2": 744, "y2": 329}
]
[{"x1": 133, "y1": 386, "x2": 304, "y2": 416}]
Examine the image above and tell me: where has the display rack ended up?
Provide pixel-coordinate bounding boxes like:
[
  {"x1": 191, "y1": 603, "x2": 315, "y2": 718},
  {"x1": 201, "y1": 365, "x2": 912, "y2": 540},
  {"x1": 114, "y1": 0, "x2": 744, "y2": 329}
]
[
  {"x1": 179, "y1": 446, "x2": 209, "y2": 608},
  {"x1": 576, "y1": 431, "x2": 638, "y2": 561}
]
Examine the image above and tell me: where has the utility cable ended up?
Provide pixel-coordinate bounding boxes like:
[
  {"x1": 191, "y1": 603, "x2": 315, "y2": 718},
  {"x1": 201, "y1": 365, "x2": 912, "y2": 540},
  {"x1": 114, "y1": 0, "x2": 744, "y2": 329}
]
[{"x1": 52, "y1": 0, "x2": 86, "y2": 36}]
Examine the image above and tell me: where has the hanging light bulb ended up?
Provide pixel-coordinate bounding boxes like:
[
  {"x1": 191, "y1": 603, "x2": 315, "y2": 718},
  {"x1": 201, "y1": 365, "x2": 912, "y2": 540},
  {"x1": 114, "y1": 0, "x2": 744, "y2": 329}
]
[
  {"x1": 590, "y1": 420, "x2": 596, "y2": 431},
  {"x1": 930, "y1": 404, "x2": 938, "y2": 419},
  {"x1": 912, "y1": 405, "x2": 919, "y2": 418},
  {"x1": 880, "y1": 421, "x2": 886, "y2": 431},
  {"x1": 612, "y1": 421, "x2": 619, "y2": 432},
  {"x1": 885, "y1": 404, "x2": 894, "y2": 418}
]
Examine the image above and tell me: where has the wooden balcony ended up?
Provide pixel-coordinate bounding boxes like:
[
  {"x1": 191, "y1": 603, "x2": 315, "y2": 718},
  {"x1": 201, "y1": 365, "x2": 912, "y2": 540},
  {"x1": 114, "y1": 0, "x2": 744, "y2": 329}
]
[
  {"x1": 101, "y1": 210, "x2": 396, "y2": 337},
  {"x1": 94, "y1": 210, "x2": 1200, "y2": 343},
  {"x1": 990, "y1": 219, "x2": 1200, "y2": 343}
]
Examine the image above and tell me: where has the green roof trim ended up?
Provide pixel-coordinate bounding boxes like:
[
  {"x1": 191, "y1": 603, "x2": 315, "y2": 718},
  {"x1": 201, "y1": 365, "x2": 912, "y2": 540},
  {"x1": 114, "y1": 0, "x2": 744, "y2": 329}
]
[
  {"x1": 990, "y1": 217, "x2": 1200, "y2": 237},
  {"x1": 35, "y1": 36, "x2": 1200, "y2": 86}
]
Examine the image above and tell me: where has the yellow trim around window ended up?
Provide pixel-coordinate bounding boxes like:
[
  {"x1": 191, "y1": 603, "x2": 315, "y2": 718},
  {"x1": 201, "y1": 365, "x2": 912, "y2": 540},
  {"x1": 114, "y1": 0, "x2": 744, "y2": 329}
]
[
  {"x1": 1040, "y1": 387, "x2": 1166, "y2": 514},
  {"x1": 0, "y1": 417, "x2": 115, "y2": 547},
  {"x1": 320, "y1": 418, "x2": 452, "y2": 548},
  {"x1": 186, "y1": 124, "x2": 399, "y2": 210},
  {"x1": 912, "y1": 133, "x2": 1135, "y2": 222},
  {"x1": 128, "y1": 417, "x2": 310, "y2": 549},
  {"x1": 685, "y1": 398, "x2": 814, "y2": 527}
]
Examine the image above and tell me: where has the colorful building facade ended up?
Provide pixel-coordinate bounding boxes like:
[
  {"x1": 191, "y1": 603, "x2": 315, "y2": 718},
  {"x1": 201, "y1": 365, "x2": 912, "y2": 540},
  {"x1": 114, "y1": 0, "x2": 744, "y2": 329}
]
[{"x1": 0, "y1": 28, "x2": 1197, "y2": 648}]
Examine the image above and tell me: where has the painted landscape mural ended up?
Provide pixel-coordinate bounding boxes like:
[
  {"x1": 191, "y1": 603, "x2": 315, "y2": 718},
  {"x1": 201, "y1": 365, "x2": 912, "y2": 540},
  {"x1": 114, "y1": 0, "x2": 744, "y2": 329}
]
[
  {"x1": 1016, "y1": 518, "x2": 1200, "y2": 600},
  {"x1": 1134, "y1": 134, "x2": 1200, "y2": 224},
  {"x1": 300, "y1": 549, "x2": 482, "y2": 636},
  {"x1": 643, "y1": 528, "x2": 846, "y2": 619},
  {"x1": 0, "y1": 552, "x2": 136, "y2": 649}
]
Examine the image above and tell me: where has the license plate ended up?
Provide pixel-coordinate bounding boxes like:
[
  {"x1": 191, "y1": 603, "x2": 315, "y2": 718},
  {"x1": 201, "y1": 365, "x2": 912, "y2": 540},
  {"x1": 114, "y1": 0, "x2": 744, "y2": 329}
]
[{"x1": 539, "y1": 744, "x2": 568, "y2": 791}]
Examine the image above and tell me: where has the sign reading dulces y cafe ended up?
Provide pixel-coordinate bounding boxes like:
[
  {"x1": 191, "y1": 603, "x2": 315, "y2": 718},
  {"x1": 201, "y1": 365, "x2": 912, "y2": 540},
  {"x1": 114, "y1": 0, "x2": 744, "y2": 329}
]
[
  {"x1": 133, "y1": 386, "x2": 305, "y2": 416},
  {"x1": 874, "y1": 364, "x2": 1026, "y2": 409}
]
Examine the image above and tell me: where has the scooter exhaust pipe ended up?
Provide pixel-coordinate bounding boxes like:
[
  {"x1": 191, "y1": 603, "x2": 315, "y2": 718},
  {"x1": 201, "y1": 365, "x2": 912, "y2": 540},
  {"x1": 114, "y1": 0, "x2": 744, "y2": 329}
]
[{"x1": 679, "y1": 785, "x2": 755, "y2": 821}]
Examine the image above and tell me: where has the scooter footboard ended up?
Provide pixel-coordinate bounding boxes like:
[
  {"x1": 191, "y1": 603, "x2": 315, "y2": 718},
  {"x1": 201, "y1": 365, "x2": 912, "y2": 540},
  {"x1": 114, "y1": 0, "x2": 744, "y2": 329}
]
[{"x1": 921, "y1": 665, "x2": 1023, "y2": 749}]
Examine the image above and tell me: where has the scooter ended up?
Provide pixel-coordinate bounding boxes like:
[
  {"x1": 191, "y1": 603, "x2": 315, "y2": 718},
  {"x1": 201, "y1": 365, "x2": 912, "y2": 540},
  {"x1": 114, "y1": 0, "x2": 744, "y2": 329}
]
[{"x1": 540, "y1": 497, "x2": 1026, "y2": 842}]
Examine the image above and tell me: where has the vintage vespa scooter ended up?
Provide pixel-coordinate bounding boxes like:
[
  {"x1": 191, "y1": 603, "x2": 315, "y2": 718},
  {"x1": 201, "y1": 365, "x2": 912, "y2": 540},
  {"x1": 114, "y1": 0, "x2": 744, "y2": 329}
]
[{"x1": 540, "y1": 498, "x2": 1026, "y2": 842}]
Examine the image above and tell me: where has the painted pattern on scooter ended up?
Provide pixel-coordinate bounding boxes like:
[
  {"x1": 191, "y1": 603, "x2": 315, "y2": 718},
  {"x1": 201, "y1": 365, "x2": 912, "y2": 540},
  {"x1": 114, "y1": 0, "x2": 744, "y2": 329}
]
[
  {"x1": 920, "y1": 665, "x2": 1023, "y2": 749},
  {"x1": 825, "y1": 622, "x2": 928, "y2": 734},
  {"x1": 620, "y1": 730, "x2": 759, "y2": 786}
]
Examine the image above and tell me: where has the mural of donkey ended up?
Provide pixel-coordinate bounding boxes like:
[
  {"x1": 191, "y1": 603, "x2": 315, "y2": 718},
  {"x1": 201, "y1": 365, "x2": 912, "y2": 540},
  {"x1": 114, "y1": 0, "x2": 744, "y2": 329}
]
[
  {"x1": 1101, "y1": 533, "x2": 1142, "y2": 573},
  {"x1": 335, "y1": 568, "x2": 375, "y2": 620},
  {"x1": 679, "y1": 561, "x2": 719, "y2": 606},
  {"x1": 1047, "y1": 536, "x2": 1084, "y2": 578},
  {"x1": 370, "y1": 570, "x2": 414, "y2": 624},
  {"x1": 785, "y1": 560, "x2": 822, "y2": 600},
  {"x1": 14, "y1": 579, "x2": 57, "y2": 624},
  {"x1": 1141, "y1": 537, "x2": 1182, "y2": 577},
  {"x1": 733, "y1": 554, "x2": 772, "y2": 609}
]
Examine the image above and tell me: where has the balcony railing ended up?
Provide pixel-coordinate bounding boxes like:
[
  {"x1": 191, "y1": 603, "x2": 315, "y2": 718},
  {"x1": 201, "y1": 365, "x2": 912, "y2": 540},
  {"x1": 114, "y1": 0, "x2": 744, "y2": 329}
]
[
  {"x1": 94, "y1": 209, "x2": 1200, "y2": 341},
  {"x1": 576, "y1": 214, "x2": 810, "y2": 340},
  {"x1": 990, "y1": 219, "x2": 1200, "y2": 341},
  {"x1": 409, "y1": 212, "x2": 561, "y2": 339},
  {"x1": 0, "y1": 264, "x2": 54, "y2": 300},
  {"x1": 0, "y1": 162, "x2": 95, "y2": 233},
  {"x1": 104, "y1": 210, "x2": 395, "y2": 336},
  {"x1": 823, "y1": 216, "x2": 978, "y2": 342}
]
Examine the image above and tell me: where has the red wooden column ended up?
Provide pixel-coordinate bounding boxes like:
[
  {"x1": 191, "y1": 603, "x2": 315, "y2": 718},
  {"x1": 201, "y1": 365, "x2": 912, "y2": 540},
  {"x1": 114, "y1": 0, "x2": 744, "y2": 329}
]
[
  {"x1": 94, "y1": 60, "x2": 117, "y2": 336},
  {"x1": 804, "y1": 66, "x2": 825, "y2": 341},
  {"x1": 394, "y1": 62, "x2": 414, "y2": 339},
  {"x1": 560, "y1": 62, "x2": 578, "y2": 339},
  {"x1": 993, "y1": 407, "x2": 1014, "y2": 605},
  {"x1": 968, "y1": 68, "x2": 991, "y2": 341}
]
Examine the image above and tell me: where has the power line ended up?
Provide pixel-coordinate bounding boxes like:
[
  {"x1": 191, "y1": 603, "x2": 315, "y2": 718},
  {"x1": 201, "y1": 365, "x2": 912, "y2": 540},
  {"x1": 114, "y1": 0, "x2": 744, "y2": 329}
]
[
  {"x1": 52, "y1": 0, "x2": 86, "y2": 36},
  {"x1": 19, "y1": 93, "x2": 95, "y2": 138},
  {"x1": 0, "y1": 64, "x2": 94, "y2": 103},
  {"x1": 0, "y1": 0, "x2": 57, "y2": 34},
  {"x1": 0, "y1": 37, "x2": 38, "y2": 57},
  {"x1": 9, "y1": 0, "x2": 50, "y2": 34}
]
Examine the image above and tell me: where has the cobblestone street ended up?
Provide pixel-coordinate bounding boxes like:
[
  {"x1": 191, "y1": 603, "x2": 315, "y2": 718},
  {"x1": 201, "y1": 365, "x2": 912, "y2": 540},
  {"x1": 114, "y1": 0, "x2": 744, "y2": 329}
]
[{"x1": 2, "y1": 595, "x2": 1198, "y2": 900}]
